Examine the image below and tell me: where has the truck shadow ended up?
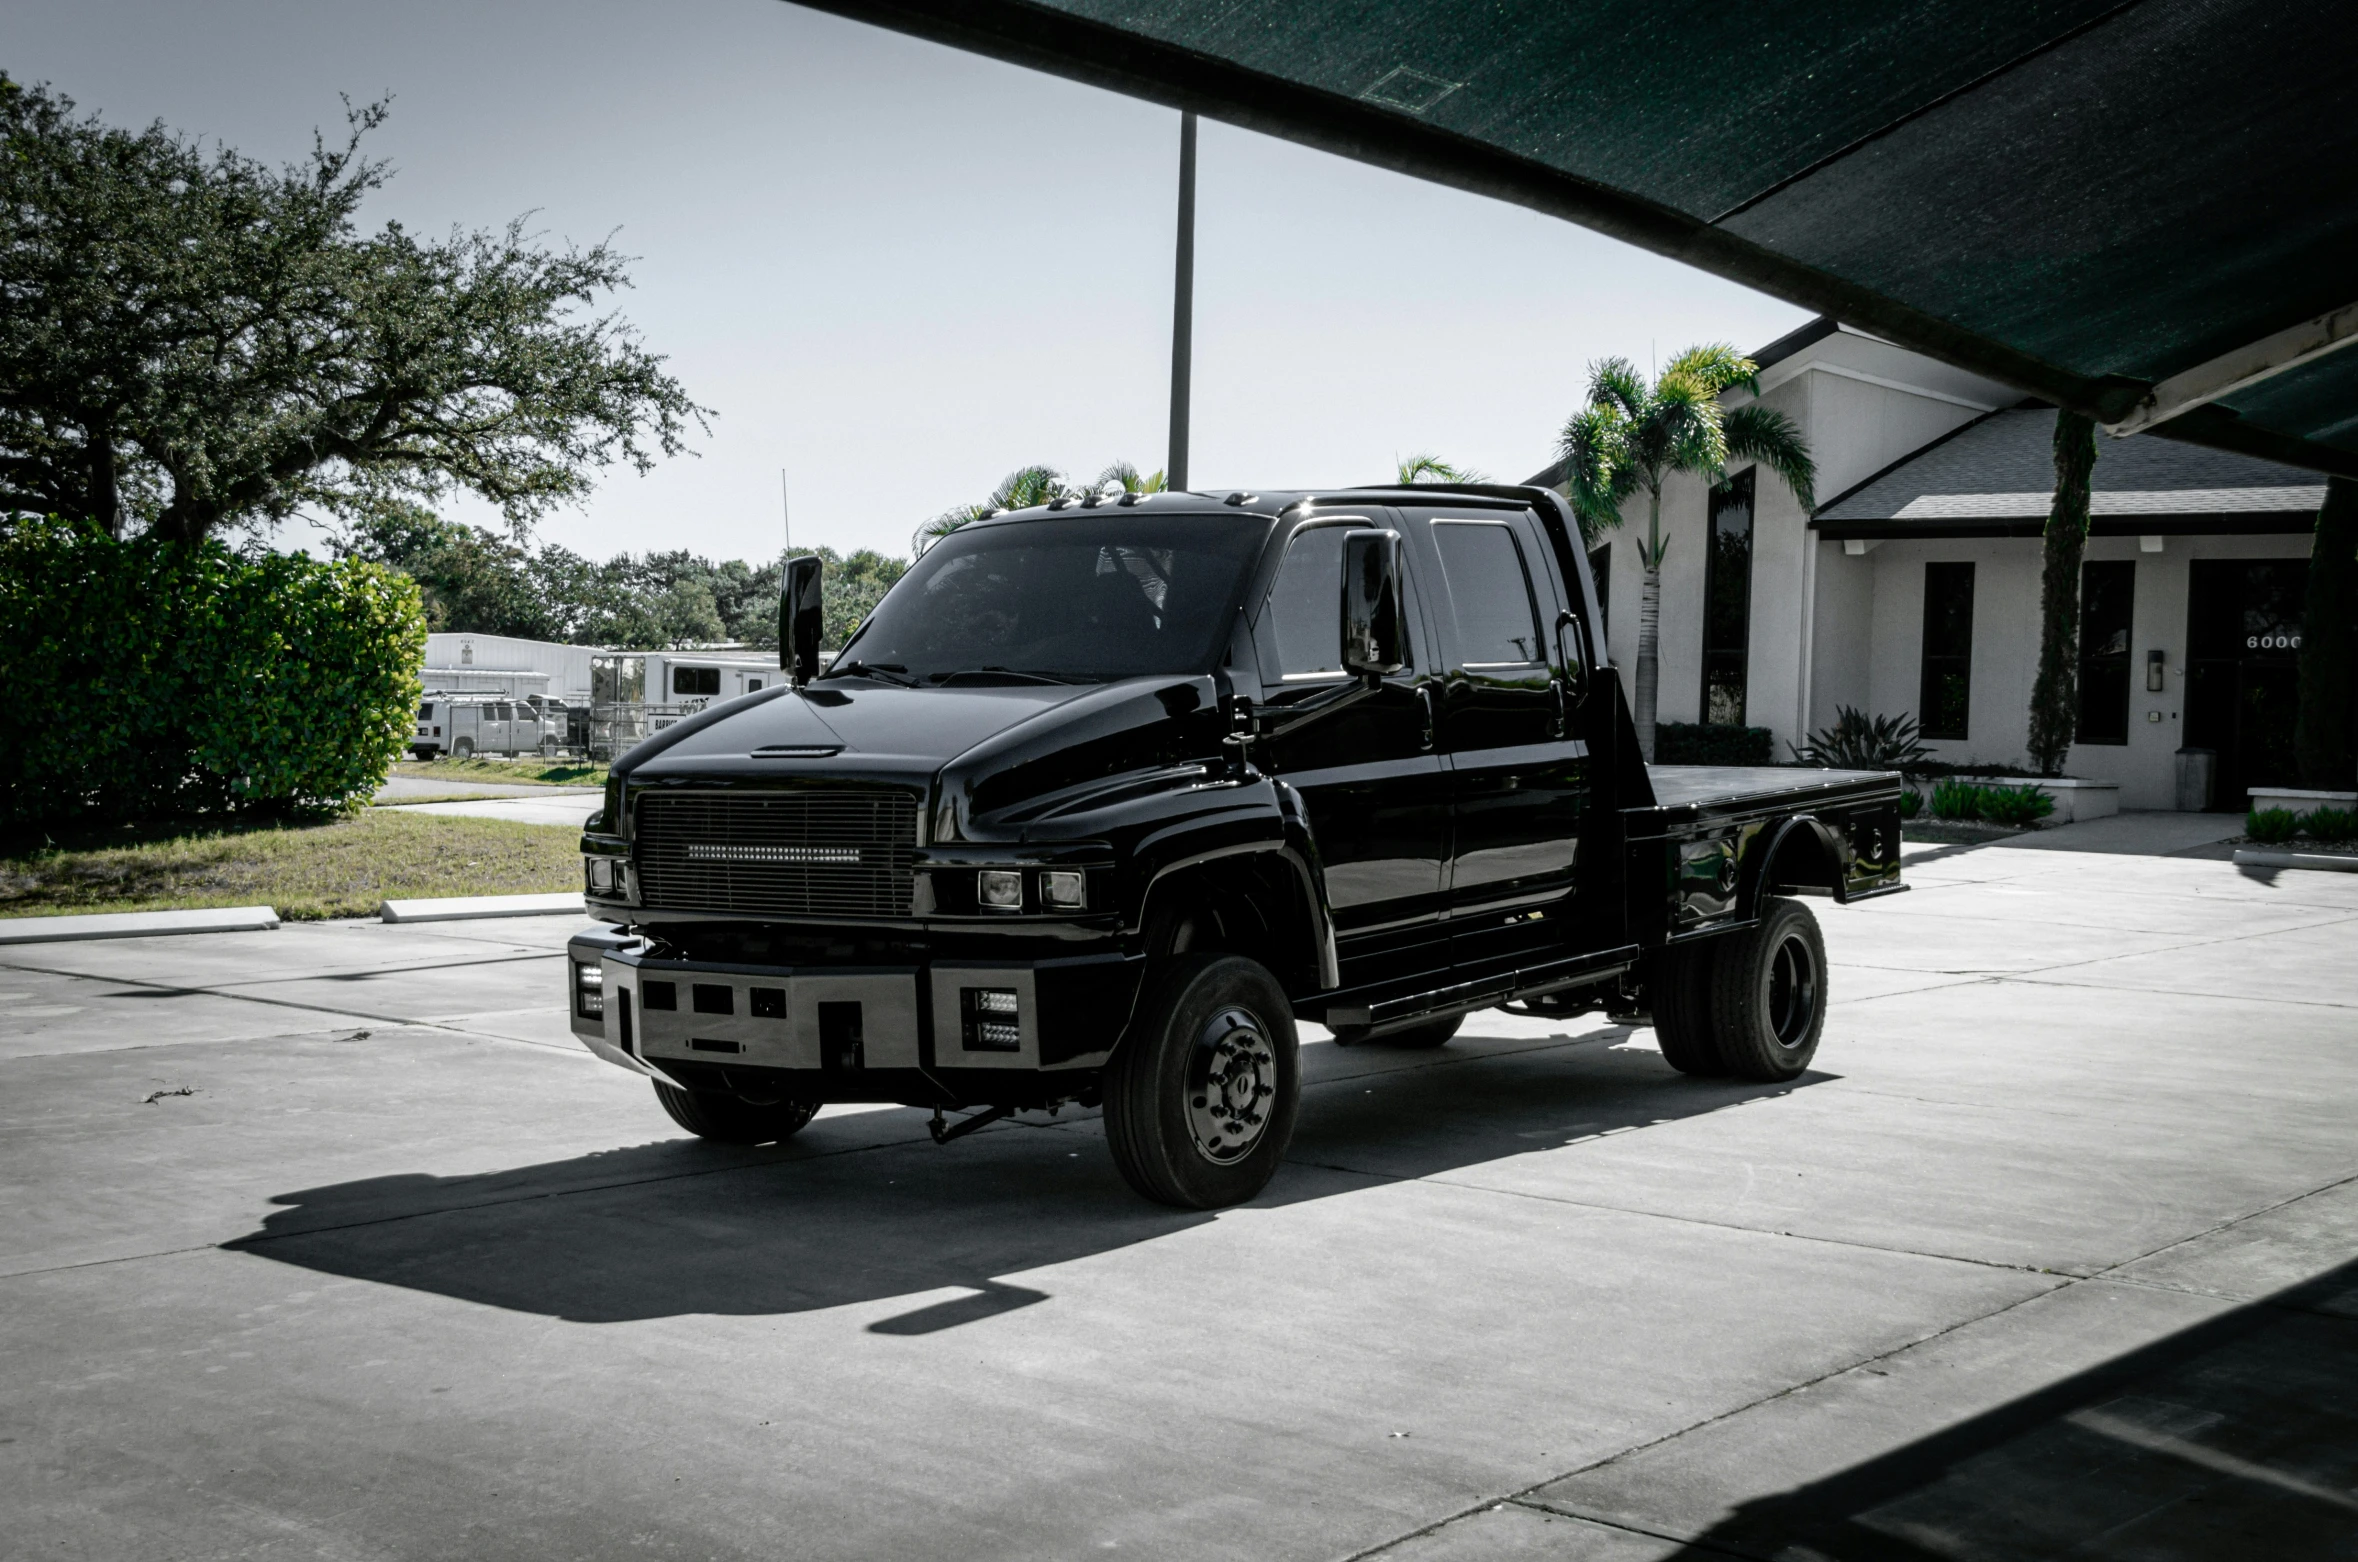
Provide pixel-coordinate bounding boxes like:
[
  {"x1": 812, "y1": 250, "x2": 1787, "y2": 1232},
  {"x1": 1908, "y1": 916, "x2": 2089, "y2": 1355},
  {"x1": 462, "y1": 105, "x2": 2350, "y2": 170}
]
[{"x1": 224, "y1": 1024, "x2": 1829, "y2": 1330}]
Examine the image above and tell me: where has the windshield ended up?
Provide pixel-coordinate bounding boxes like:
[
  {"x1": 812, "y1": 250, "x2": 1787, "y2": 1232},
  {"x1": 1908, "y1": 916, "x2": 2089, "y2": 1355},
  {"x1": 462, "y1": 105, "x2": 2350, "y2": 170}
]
[{"x1": 826, "y1": 513, "x2": 1267, "y2": 684}]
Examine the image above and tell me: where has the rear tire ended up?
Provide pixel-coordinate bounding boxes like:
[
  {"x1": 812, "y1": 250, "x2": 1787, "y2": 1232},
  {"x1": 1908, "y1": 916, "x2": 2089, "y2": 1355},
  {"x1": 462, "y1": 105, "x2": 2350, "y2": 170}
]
[
  {"x1": 1708, "y1": 897, "x2": 1827, "y2": 1082},
  {"x1": 1104, "y1": 954, "x2": 1299, "y2": 1209},
  {"x1": 1329, "y1": 1013, "x2": 1462, "y2": 1049},
  {"x1": 653, "y1": 1080, "x2": 818, "y2": 1144},
  {"x1": 1650, "y1": 941, "x2": 1727, "y2": 1076},
  {"x1": 452, "y1": 737, "x2": 475, "y2": 758}
]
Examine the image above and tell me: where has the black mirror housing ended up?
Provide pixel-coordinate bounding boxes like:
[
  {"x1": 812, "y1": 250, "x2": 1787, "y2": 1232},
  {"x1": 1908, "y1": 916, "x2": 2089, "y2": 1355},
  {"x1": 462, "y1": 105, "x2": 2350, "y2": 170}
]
[
  {"x1": 782, "y1": 555, "x2": 824, "y2": 686},
  {"x1": 1341, "y1": 530, "x2": 1407, "y2": 679}
]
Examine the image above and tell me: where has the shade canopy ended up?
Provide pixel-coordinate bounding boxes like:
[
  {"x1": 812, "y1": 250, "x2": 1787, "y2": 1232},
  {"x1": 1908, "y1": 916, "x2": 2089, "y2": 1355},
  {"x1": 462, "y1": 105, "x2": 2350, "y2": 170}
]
[{"x1": 801, "y1": 0, "x2": 2358, "y2": 478}]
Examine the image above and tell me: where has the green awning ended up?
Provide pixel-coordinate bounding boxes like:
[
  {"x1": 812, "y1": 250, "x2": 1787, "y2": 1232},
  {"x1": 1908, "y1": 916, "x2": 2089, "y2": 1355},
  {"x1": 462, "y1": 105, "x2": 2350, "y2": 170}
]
[{"x1": 801, "y1": 1, "x2": 2358, "y2": 477}]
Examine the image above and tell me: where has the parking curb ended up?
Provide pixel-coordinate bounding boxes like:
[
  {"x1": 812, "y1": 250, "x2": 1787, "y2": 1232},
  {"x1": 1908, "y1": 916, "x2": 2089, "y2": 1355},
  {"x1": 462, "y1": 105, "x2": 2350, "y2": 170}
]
[
  {"x1": 379, "y1": 892, "x2": 586, "y2": 923},
  {"x1": 0, "y1": 906, "x2": 281, "y2": 944},
  {"x1": 2231, "y1": 848, "x2": 2358, "y2": 873}
]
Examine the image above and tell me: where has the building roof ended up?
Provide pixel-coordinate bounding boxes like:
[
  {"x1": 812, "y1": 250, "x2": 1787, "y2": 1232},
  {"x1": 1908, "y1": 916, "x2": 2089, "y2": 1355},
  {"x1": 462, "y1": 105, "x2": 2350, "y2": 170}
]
[
  {"x1": 807, "y1": 2, "x2": 2358, "y2": 480},
  {"x1": 1812, "y1": 408, "x2": 2323, "y2": 538}
]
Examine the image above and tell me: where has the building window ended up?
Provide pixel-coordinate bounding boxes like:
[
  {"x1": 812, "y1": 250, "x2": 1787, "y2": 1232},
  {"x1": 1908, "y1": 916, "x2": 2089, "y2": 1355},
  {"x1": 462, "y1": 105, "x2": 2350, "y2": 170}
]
[
  {"x1": 2076, "y1": 561, "x2": 2136, "y2": 745},
  {"x1": 1699, "y1": 471, "x2": 1754, "y2": 725},
  {"x1": 672, "y1": 665, "x2": 721, "y2": 697},
  {"x1": 1920, "y1": 562, "x2": 1975, "y2": 740}
]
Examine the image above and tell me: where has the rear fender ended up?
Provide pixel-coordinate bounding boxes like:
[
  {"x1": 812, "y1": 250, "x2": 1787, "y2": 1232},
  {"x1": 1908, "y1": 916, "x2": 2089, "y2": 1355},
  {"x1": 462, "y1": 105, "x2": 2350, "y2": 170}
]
[{"x1": 1747, "y1": 815, "x2": 1850, "y2": 916}]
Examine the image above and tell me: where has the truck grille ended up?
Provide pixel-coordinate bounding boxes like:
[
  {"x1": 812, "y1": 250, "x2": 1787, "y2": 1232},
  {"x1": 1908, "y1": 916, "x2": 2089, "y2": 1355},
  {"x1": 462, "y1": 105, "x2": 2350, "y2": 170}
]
[{"x1": 634, "y1": 791, "x2": 918, "y2": 918}]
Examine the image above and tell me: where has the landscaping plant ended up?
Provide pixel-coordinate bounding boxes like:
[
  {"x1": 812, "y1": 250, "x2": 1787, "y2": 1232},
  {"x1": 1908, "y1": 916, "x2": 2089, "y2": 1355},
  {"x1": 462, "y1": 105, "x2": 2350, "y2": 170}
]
[
  {"x1": 1977, "y1": 786, "x2": 2056, "y2": 827},
  {"x1": 0, "y1": 518, "x2": 423, "y2": 828},
  {"x1": 2299, "y1": 806, "x2": 2357, "y2": 844},
  {"x1": 1929, "y1": 778, "x2": 1985, "y2": 821},
  {"x1": 2246, "y1": 807, "x2": 2302, "y2": 844},
  {"x1": 1559, "y1": 346, "x2": 1815, "y2": 760},
  {"x1": 2027, "y1": 412, "x2": 2098, "y2": 776},
  {"x1": 1896, "y1": 788, "x2": 1923, "y2": 820},
  {"x1": 1793, "y1": 706, "x2": 1931, "y2": 770}
]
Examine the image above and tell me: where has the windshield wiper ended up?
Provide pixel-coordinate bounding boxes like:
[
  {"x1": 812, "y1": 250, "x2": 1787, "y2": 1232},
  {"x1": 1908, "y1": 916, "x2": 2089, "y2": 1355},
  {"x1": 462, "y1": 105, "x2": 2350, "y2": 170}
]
[
  {"x1": 931, "y1": 666, "x2": 1092, "y2": 686},
  {"x1": 830, "y1": 660, "x2": 920, "y2": 687}
]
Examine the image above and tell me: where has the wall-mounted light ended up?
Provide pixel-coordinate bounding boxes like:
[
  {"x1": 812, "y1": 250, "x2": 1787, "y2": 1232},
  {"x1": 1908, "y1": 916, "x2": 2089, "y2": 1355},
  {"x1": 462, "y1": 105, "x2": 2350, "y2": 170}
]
[{"x1": 2146, "y1": 649, "x2": 2166, "y2": 693}]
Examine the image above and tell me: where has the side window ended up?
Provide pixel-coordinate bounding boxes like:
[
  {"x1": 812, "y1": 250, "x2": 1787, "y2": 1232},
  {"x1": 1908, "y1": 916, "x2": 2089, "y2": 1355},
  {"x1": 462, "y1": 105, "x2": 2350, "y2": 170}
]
[
  {"x1": 1432, "y1": 521, "x2": 1544, "y2": 667},
  {"x1": 1263, "y1": 525, "x2": 1351, "y2": 679},
  {"x1": 673, "y1": 666, "x2": 720, "y2": 697}
]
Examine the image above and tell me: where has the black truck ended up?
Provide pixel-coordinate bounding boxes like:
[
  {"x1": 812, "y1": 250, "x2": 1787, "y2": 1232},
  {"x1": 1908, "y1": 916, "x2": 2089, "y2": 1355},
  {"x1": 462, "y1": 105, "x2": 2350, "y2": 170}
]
[{"x1": 567, "y1": 484, "x2": 1903, "y2": 1208}]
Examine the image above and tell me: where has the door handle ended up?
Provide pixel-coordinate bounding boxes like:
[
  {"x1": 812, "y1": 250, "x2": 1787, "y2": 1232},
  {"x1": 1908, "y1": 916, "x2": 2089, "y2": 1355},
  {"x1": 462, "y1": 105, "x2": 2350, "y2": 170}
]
[{"x1": 1417, "y1": 684, "x2": 1437, "y2": 751}]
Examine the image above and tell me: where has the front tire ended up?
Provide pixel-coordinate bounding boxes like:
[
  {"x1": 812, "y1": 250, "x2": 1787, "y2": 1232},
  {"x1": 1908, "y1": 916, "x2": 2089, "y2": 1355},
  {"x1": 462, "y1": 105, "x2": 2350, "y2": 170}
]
[
  {"x1": 1104, "y1": 954, "x2": 1300, "y2": 1209},
  {"x1": 1708, "y1": 898, "x2": 1827, "y2": 1082},
  {"x1": 452, "y1": 736, "x2": 476, "y2": 758},
  {"x1": 653, "y1": 1080, "x2": 818, "y2": 1143}
]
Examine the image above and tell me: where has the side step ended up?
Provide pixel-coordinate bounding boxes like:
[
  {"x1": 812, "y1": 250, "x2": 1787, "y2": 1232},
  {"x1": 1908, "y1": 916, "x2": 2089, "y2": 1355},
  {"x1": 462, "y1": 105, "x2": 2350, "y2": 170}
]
[{"x1": 1322, "y1": 945, "x2": 1640, "y2": 1033}]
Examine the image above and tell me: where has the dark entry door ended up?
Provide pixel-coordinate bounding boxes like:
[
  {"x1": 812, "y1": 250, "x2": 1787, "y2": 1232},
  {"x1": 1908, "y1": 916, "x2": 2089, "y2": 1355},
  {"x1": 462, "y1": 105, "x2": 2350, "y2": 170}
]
[
  {"x1": 2186, "y1": 559, "x2": 2306, "y2": 810},
  {"x1": 1250, "y1": 512, "x2": 1451, "y2": 987},
  {"x1": 1404, "y1": 508, "x2": 1594, "y2": 972}
]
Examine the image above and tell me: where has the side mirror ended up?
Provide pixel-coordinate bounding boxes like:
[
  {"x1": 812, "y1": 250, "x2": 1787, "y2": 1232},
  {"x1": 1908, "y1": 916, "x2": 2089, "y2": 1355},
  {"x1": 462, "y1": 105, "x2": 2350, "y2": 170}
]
[
  {"x1": 1341, "y1": 530, "x2": 1407, "y2": 680},
  {"x1": 781, "y1": 554, "x2": 824, "y2": 687},
  {"x1": 1555, "y1": 608, "x2": 1590, "y2": 699}
]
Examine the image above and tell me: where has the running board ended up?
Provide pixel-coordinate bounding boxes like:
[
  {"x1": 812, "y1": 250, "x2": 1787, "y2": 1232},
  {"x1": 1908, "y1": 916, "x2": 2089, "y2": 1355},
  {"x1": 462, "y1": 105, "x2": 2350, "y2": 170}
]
[{"x1": 1323, "y1": 945, "x2": 1640, "y2": 1033}]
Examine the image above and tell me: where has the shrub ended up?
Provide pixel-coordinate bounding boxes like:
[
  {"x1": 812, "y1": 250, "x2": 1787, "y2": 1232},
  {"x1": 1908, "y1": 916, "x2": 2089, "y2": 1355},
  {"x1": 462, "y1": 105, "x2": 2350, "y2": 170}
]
[
  {"x1": 0, "y1": 518, "x2": 425, "y2": 829},
  {"x1": 1928, "y1": 778, "x2": 1983, "y2": 821},
  {"x1": 1896, "y1": 787, "x2": 1923, "y2": 820},
  {"x1": 1793, "y1": 706, "x2": 1931, "y2": 770},
  {"x1": 1655, "y1": 722, "x2": 1774, "y2": 765},
  {"x1": 1978, "y1": 785, "x2": 2056, "y2": 827},
  {"x1": 2246, "y1": 807, "x2": 2301, "y2": 844},
  {"x1": 2301, "y1": 806, "x2": 2358, "y2": 843}
]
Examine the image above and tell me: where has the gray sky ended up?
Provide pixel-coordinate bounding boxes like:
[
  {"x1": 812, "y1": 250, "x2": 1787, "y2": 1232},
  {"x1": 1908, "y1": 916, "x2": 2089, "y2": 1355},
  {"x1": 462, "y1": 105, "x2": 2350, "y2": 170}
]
[{"x1": 8, "y1": 0, "x2": 1810, "y2": 564}]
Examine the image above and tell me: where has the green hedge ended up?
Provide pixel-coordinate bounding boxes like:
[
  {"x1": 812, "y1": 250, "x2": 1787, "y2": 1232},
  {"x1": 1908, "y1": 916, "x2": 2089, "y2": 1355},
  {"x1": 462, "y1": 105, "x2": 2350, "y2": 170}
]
[
  {"x1": 1654, "y1": 722, "x2": 1775, "y2": 765},
  {"x1": 0, "y1": 518, "x2": 426, "y2": 828}
]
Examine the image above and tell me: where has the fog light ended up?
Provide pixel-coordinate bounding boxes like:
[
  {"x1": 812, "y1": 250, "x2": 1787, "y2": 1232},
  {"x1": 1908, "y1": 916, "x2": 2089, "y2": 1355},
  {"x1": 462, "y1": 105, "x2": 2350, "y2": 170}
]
[
  {"x1": 1041, "y1": 869, "x2": 1086, "y2": 910},
  {"x1": 961, "y1": 987, "x2": 1022, "y2": 1051},
  {"x1": 978, "y1": 869, "x2": 1023, "y2": 910},
  {"x1": 573, "y1": 960, "x2": 603, "y2": 1019},
  {"x1": 587, "y1": 857, "x2": 615, "y2": 893}
]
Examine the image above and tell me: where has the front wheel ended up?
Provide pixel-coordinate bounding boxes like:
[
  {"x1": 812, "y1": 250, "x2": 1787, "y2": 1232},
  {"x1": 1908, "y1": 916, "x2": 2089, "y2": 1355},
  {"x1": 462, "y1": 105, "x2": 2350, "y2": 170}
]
[
  {"x1": 452, "y1": 736, "x2": 475, "y2": 758},
  {"x1": 653, "y1": 1080, "x2": 818, "y2": 1143},
  {"x1": 1104, "y1": 954, "x2": 1300, "y2": 1209}
]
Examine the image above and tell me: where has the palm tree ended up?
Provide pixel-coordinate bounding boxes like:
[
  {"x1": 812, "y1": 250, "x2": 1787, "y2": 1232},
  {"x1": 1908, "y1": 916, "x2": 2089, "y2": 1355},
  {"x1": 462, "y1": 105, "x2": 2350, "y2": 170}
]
[
  {"x1": 1397, "y1": 453, "x2": 1487, "y2": 485},
  {"x1": 914, "y1": 464, "x2": 1071, "y2": 555},
  {"x1": 1095, "y1": 461, "x2": 1168, "y2": 495},
  {"x1": 2026, "y1": 412, "x2": 2097, "y2": 777},
  {"x1": 1559, "y1": 345, "x2": 1816, "y2": 760}
]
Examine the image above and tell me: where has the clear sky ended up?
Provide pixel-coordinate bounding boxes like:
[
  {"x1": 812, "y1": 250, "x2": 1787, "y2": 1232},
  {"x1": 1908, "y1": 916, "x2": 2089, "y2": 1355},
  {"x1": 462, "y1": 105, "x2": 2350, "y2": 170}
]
[{"x1": 8, "y1": 0, "x2": 1812, "y2": 565}]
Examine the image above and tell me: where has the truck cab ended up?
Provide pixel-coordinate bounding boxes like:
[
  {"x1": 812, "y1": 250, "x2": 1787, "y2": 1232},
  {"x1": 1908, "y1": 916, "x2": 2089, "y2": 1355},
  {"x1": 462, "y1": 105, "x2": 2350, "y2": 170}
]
[{"x1": 569, "y1": 484, "x2": 1902, "y2": 1207}]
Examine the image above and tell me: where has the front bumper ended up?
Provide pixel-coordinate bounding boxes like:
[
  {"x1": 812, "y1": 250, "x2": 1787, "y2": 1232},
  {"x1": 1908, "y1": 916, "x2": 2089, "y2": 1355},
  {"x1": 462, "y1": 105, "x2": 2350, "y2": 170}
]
[{"x1": 566, "y1": 927, "x2": 1144, "y2": 1102}]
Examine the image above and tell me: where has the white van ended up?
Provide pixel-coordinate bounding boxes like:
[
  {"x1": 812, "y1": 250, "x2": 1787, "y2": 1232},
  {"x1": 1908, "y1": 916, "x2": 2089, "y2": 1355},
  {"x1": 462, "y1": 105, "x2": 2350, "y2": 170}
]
[{"x1": 413, "y1": 695, "x2": 562, "y2": 760}]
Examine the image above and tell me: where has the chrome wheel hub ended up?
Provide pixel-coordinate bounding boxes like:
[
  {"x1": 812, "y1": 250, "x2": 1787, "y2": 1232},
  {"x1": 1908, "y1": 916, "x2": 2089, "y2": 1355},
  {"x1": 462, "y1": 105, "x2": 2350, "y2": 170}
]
[{"x1": 1186, "y1": 1006, "x2": 1277, "y2": 1164}]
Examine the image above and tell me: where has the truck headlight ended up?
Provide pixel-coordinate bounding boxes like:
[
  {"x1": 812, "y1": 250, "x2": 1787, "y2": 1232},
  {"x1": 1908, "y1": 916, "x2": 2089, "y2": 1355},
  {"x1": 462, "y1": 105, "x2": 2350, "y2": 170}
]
[
  {"x1": 978, "y1": 869, "x2": 1023, "y2": 911},
  {"x1": 1041, "y1": 870, "x2": 1086, "y2": 910}
]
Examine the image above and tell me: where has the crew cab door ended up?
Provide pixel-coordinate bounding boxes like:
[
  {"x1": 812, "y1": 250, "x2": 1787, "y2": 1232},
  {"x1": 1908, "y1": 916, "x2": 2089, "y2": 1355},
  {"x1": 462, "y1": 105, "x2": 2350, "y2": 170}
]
[
  {"x1": 1249, "y1": 512, "x2": 1450, "y2": 967},
  {"x1": 1405, "y1": 508, "x2": 1594, "y2": 960}
]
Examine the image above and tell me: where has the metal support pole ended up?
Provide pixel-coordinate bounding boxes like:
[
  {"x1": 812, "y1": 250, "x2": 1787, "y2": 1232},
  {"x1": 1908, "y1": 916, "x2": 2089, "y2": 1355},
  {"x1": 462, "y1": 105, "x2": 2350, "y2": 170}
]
[{"x1": 1167, "y1": 111, "x2": 1196, "y2": 493}]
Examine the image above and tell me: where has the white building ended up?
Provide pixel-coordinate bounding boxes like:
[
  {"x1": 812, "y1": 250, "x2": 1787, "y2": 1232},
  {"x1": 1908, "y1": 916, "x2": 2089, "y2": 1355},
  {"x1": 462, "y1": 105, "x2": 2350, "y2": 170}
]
[{"x1": 1567, "y1": 319, "x2": 2331, "y2": 810}]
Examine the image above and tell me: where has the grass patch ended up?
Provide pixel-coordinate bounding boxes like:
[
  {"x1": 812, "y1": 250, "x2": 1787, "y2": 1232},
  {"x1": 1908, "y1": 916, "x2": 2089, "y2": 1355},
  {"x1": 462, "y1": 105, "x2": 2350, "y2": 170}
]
[
  {"x1": 0, "y1": 811, "x2": 581, "y2": 920},
  {"x1": 394, "y1": 756, "x2": 608, "y2": 788}
]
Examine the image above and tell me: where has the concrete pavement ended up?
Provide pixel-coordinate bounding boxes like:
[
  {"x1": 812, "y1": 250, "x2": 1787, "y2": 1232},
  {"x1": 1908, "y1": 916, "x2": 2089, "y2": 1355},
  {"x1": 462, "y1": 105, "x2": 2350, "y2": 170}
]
[{"x1": 3, "y1": 830, "x2": 2354, "y2": 1560}]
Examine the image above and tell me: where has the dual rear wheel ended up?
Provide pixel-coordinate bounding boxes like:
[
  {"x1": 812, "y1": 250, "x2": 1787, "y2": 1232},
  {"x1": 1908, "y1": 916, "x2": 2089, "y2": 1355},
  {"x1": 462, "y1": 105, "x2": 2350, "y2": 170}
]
[{"x1": 1652, "y1": 896, "x2": 1828, "y2": 1083}]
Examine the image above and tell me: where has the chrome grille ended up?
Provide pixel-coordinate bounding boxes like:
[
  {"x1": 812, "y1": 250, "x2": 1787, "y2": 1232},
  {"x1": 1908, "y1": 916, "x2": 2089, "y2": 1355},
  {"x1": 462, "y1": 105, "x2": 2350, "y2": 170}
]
[{"x1": 634, "y1": 791, "x2": 918, "y2": 918}]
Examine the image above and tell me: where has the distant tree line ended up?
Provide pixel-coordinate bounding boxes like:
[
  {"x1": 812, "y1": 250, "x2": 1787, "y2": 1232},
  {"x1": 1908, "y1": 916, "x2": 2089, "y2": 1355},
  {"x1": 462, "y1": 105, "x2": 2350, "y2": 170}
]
[{"x1": 338, "y1": 506, "x2": 904, "y2": 651}]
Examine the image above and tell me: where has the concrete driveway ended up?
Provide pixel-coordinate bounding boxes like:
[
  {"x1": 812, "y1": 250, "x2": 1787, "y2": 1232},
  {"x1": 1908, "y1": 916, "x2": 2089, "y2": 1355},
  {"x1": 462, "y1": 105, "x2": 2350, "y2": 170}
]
[{"x1": 3, "y1": 829, "x2": 2354, "y2": 1560}]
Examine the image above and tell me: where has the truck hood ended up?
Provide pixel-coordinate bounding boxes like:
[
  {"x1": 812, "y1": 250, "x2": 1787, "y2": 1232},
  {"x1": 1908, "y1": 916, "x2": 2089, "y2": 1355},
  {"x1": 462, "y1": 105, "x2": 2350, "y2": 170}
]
[{"x1": 621, "y1": 680, "x2": 1086, "y2": 778}]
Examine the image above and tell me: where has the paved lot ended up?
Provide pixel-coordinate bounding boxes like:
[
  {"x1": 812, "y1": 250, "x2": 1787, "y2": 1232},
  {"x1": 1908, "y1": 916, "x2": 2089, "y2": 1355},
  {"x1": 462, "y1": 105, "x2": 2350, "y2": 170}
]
[{"x1": 3, "y1": 825, "x2": 2355, "y2": 1560}]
